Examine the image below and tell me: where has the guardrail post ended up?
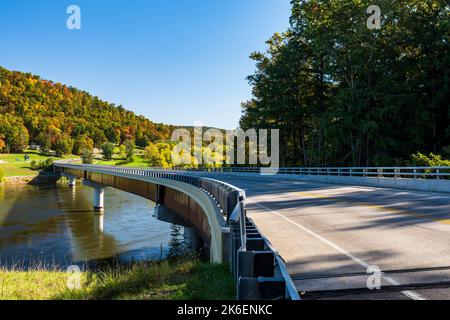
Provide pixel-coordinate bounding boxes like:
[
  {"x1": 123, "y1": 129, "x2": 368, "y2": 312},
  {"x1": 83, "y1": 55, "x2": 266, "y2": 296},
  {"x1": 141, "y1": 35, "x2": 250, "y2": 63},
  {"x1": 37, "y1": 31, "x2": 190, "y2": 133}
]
[{"x1": 378, "y1": 168, "x2": 383, "y2": 178}]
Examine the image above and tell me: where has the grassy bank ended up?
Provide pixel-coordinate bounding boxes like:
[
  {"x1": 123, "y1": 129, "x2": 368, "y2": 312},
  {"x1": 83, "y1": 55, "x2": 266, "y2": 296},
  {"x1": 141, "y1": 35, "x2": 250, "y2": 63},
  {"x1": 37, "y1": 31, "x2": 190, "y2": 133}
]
[
  {"x1": 0, "y1": 151, "x2": 71, "y2": 177},
  {"x1": 0, "y1": 150, "x2": 150, "y2": 179},
  {"x1": 0, "y1": 260, "x2": 234, "y2": 300}
]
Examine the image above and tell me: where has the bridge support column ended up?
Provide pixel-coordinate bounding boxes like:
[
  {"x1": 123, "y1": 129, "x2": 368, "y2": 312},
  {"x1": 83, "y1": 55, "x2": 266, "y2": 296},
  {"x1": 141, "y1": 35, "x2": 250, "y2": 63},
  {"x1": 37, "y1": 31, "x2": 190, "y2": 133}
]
[
  {"x1": 94, "y1": 187, "x2": 104, "y2": 212},
  {"x1": 68, "y1": 176, "x2": 77, "y2": 187}
]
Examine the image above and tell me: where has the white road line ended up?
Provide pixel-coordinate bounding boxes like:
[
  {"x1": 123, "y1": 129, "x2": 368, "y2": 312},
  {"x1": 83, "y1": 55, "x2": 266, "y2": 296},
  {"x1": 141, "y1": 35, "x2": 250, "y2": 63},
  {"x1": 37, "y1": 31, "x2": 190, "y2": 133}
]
[{"x1": 247, "y1": 199, "x2": 427, "y2": 300}]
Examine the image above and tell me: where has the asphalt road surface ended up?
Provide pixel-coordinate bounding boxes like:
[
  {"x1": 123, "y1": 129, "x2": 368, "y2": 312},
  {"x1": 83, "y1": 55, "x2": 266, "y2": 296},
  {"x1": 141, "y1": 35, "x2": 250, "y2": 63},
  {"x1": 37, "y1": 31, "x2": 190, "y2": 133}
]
[{"x1": 204, "y1": 173, "x2": 450, "y2": 300}]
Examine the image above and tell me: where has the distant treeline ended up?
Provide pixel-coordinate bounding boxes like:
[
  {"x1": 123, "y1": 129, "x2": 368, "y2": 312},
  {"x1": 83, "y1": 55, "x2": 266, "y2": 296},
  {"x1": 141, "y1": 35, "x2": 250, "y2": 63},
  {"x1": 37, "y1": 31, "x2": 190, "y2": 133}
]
[
  {"x1": 0, "y1": 66, "x2": 176, "y2": 154},
  {"x1": 240, "y1": 0, "x2": 450, "y2": 166}
]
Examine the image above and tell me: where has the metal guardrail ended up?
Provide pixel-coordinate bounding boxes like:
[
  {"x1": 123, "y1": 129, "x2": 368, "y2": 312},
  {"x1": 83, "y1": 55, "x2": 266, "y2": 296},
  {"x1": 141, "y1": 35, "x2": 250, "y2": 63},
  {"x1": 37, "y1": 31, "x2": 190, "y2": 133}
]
[
  {"x1": 54, "y1": 163, "x2": 300, "y2": 300},
  {"x1": 176, "y1": 166, "x2": 450, "y2": 179}
]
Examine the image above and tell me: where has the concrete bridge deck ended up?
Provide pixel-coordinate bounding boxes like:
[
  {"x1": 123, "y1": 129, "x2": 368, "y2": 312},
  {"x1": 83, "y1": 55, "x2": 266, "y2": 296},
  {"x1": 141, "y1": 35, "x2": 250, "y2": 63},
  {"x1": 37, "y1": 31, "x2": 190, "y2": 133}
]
[{"x1": 201, "y1": 173, "x2": 450, "y2": 300}]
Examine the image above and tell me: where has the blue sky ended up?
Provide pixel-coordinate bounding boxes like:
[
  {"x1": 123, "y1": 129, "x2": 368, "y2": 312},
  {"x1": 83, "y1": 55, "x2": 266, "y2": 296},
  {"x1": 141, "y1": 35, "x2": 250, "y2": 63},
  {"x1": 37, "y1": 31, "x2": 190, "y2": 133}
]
[{"x1": 0, "y1": 0, "x2": 291, "y2": 129}]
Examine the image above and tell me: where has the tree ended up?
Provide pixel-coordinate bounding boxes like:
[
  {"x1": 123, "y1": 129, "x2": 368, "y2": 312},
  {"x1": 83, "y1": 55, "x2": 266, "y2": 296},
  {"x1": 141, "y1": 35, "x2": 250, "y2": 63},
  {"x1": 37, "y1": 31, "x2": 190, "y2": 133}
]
[
  {"x1": 124, "y1": 140, "x2": 135, "y2": 161},
  {"x1": 118, "y1": 144, "x2": 126, "y2": 159},
  {"x1": 0, "y1": 135, "x2": 6, "y2": 152},
  {"x1": 81, "y1": 147, "x2": 94, "y2": 164},
  {"x1": 241, "y1": 0, "x2": 450, "y2": 167},
  {"x1": 54, "y1": 136, "x2": 73, "y2": 156},
  {"x1": 0, "y1": 66, "x2": 176, "y2": 157},
  {"x1": 101, "y1": 142, "x2": 115, "y2": 161},
  {"x1": 144, "y1": 143, "x2": 163, "y2": 167},
  {"x1": 72, "y1": 134, "x2": 94, "y2": 156},
  {"x1": 167, "y1": 224, "x2": 185, "y2": 260},
  {"x1": 36, "y1": 132, "x2": 52, "y2": 153}
]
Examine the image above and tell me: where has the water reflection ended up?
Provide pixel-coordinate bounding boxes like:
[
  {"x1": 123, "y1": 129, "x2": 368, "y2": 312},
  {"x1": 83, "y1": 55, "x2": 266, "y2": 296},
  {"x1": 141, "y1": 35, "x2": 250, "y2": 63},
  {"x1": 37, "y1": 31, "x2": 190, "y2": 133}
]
[{"x1": 0, "y1": 184, "x2": 171, "y2": 269}]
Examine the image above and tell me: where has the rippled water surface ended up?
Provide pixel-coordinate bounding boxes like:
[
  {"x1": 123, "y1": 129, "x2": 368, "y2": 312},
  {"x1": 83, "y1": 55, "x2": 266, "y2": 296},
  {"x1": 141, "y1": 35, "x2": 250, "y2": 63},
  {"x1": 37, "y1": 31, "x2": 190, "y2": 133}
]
[{"x1": 0, "y1": 184, "x2": 171, "y2": 268}]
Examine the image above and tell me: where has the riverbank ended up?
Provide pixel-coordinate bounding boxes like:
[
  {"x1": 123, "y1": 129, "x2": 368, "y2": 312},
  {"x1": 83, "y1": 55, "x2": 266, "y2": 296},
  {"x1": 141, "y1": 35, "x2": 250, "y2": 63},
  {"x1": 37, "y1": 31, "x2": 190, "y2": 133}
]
[
  {"x1": 0, "y1": 174, "x2": 61, "y2": 185},
  {"x1": 0, "y1": 259, "x2": 234, "y2": 300}
]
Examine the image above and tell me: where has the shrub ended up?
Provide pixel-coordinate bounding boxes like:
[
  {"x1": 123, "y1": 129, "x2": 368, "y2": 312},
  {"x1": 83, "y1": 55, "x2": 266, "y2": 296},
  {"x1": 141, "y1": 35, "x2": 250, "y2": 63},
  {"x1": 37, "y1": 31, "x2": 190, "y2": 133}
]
[
  {"x1": 411, "y1": 152, "x2": 450, "y2": 167},
  {"x1": 45, "y1": 158, "x2": 54, "y2": 166},
  {"x1": 30, "y1": 160, "x2": 39, "y2": 170},
  {"x1": 30, "y1": 159, "x2": 54, "y2": 171}
]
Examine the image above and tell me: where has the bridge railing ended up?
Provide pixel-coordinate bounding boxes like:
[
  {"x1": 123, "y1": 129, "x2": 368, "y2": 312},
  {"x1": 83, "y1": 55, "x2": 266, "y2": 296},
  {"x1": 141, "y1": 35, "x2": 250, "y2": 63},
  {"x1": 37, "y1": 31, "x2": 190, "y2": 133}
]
[
  {"x1": 54, "y1": 163, "x2": 300, "y2": 300},
  {"x1": 175, "y1": 166, "x2": 450, "y2": 179}
]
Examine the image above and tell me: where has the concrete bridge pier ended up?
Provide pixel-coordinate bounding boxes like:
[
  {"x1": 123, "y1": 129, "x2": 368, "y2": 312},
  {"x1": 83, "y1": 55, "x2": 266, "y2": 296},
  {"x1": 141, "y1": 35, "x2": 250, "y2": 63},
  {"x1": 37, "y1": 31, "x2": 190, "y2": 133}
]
[
  {"x1": 94, "y1": 187, "x2": 104, "y2": 212},
  {"x1": 68, "y1": 177, "x2": 77, "y2": 187},
  {"x1": 82, "y1": 180, "x2": 106, "y2": 212}
]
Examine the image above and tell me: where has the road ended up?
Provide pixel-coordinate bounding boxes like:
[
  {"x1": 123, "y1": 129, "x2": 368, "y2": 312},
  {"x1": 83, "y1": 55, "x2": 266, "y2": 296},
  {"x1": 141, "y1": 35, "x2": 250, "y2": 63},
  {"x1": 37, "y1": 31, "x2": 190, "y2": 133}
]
[{"x1": 205, "y1": 173, "x2": 450, "y2": 300}]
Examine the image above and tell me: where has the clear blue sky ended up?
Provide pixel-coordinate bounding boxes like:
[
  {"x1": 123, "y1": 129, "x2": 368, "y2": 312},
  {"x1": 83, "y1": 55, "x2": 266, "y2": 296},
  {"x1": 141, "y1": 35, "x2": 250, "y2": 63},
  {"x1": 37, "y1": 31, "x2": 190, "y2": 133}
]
[{"x1": 0, "y1": 0, "x2": 291, "y2": 129}]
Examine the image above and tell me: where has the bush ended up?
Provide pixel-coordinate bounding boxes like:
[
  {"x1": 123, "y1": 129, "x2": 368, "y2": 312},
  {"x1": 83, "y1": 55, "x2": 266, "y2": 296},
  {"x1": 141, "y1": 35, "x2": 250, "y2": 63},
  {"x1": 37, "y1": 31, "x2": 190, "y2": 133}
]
[
  {"x1": 411, "y1": 152, "x2": 450, "y2": 167},
  {"x1": 30, "y1": 160, "x2": 39, "y2": 170},
  {"x1": 0, "y1": 167, "x2": 4, "y2": 182},
  {"x1": 30, "y1": 159, "x2": 54, "y2": 171}
]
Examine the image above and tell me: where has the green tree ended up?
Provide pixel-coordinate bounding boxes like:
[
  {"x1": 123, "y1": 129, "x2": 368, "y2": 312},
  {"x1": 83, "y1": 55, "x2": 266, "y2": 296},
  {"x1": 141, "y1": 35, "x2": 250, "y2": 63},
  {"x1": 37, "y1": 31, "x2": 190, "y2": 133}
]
[
  {"x1": 124, "y1": 140, "x2": 135, "y2": 161},
  {"x1": 101, "y1": 142, "x2": 115, "y2": 161},
  {"x1": 167, "y1": 224, "x2": 185, "y2": 260},
  {"x1": 81, "y1": 148, "x2": 94, "y2": 164},
  {"x1": 144, "y1": 143, "x2": 163, "y2": 167},
  {"x1": 53, "y1": 136, "x2": 73, "y2": 157},
  {"x1": 118, "y1": 144, "x2": 127, "y2": 160},
  {"x1": 241, "y1": 0, "x2": 450, "y2": 167},
  {"x1": 72, "y1": 135, "x2": 94, "y2": 156}
]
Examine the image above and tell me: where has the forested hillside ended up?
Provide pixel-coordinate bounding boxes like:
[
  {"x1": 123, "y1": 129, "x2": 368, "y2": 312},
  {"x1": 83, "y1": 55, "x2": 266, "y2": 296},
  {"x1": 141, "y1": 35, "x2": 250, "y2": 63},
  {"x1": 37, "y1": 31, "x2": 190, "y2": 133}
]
[
  {"x1": 241, "y1": 0, "x2": 450, "y2": 167},
  {"x1": 0, "y1": 66, "x2": 176, "y2": 154}
]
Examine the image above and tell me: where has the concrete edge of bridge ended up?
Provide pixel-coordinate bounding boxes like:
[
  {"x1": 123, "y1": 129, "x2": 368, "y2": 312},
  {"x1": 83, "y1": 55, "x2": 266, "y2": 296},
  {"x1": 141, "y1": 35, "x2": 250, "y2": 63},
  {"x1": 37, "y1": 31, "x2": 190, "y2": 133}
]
[{"x1": 201, "y1": 171, "x2": 450, "y2": 194}]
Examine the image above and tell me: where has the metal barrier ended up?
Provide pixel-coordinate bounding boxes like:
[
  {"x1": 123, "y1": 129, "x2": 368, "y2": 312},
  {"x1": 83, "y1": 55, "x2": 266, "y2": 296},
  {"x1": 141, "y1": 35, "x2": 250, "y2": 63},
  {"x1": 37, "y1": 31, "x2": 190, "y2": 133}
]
[
  {"x1": 176, "y1": 166, "x2": 450, "y2": 179},
  {"x1": 54, "y1": 163, "x2": 300, "y2": 300}
]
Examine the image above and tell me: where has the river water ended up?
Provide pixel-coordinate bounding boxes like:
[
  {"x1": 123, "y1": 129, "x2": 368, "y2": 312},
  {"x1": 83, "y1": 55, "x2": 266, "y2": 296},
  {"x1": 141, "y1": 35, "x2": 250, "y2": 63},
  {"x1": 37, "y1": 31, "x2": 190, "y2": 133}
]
[{"x1": 0, "y1": 183, "x2": 172, "y2": 269}]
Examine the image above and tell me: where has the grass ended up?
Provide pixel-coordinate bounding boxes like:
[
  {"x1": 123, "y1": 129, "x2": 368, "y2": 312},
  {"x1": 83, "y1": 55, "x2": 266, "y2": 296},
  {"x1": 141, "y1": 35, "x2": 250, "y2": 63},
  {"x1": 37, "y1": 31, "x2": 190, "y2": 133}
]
[
  {"x1": 0, "y1": 150, "x2": 73, "y2": 177},
  {"x1": 93, "y1": 154, "x2": 149, "y2": 168},
  {"x1": 0, "y1": 148, "x2": 150, "y2": 178},
  {"x1": 0, "y1": 260, "x2": 235, "y2": 300}
]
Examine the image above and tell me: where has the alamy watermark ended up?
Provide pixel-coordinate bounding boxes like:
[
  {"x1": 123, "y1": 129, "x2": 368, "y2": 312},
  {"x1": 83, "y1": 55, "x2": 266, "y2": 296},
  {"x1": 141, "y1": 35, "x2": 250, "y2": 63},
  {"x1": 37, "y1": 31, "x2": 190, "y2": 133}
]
[
  {"x1": 66, "y1": 5, "x2": 81, "y2": 30},
  {"x1": 171, "y1": 123, "x2": 280, "y2": 175},
  {"x1": 67, "y1": 265, "x2": 82, "y2": 290},
  {"x1": 367, "y1": 265, "x2": 382, "y2": 290},
  {"x1": 367, "y1": 5, "x2": 381, "y2": 30}
]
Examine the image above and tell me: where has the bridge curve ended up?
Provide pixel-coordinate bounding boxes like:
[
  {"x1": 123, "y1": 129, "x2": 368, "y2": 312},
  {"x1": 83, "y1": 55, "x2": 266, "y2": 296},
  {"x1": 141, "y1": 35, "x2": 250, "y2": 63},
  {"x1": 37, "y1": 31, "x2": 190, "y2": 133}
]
[
  {"x1": 193, "y1": 169, "x2": 450, "y2": 300},
  {"x1": 54, "y1": 163, "x2": 300, "y2": 300}
]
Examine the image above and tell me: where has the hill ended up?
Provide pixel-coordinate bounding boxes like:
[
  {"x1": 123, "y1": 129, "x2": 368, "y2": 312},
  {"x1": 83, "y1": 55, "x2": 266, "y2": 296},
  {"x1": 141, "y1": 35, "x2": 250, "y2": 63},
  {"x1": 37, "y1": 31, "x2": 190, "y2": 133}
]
[{"x1": 0, "y1": 66, "x2": 176, "y2": 154}]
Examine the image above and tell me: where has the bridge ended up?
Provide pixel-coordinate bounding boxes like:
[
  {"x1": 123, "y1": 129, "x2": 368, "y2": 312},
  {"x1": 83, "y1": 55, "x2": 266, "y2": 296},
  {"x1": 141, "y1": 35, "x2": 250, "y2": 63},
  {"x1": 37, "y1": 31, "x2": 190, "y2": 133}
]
[{"x1": 54, "y1": 164, "x2": 450, "y2": 300}]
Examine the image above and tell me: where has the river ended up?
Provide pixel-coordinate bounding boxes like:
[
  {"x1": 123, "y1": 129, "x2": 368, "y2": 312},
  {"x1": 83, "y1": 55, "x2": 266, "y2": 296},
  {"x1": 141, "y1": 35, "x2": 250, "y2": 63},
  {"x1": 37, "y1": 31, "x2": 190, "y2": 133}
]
[{"x1": 0, "y1": 183, "x2": 172, "y2": 269}]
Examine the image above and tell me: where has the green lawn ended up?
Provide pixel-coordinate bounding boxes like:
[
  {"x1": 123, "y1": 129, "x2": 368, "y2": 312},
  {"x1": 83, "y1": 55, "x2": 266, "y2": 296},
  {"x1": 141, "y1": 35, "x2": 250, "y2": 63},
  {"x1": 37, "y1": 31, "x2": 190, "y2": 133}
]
[
  {"x1": 0, "y1": 260, "x2": 234, "y2": 300},
  {"x1": 94, "y1": 154, "x2": 149, "y2": 168},
  {"x1": 0, "y1": 150, "x2": 150, "y2": 178},
  {"x1": 0, "y1": 151, "x2": 73, "y2": 177}
]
